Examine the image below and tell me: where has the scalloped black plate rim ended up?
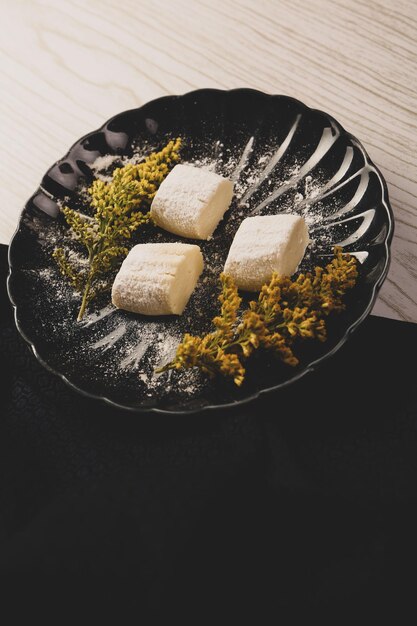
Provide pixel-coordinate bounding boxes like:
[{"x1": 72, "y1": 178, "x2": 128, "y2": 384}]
[
  {"x1": 6, "y1": 255, "x2": 391, "y2": 415},
  {"x1": 7, "y1": 88, "x2": 394, "y2": 415}
]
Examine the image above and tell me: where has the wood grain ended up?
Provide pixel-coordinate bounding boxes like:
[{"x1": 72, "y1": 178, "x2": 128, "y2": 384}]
[{"x1": 1, "y1": 0, "x2": 416, "y2": 321}]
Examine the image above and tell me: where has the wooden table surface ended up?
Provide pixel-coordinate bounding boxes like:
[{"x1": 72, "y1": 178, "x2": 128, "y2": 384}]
[{"x1": 1, "y1": 0, "x2": 416, "y2": 322}]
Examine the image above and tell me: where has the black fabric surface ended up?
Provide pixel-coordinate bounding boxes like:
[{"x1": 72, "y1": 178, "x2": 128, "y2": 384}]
[{"x1": 1, "y1": 241, "x2": 417, "y2": 619}]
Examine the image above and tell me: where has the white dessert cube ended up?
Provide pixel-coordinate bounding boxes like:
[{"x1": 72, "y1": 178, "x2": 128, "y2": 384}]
[
  {"x1": 112, "y1": 243, "x2": 204, "y2": 315},
  {"x1": 224, "y1": 214, "x2": 309, "y2": 291},
  {"x1": 150, "y1": 164, "x2": 234, "y2": 240}
]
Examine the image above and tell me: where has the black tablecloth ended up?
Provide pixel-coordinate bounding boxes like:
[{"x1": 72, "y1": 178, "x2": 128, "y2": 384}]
[{"x1": 1, "y1": 242, "x2": 417, "y2": 619}]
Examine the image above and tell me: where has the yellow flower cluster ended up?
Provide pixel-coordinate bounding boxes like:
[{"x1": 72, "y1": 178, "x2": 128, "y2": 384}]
[
  {"x1": 166, "y1": 275, "x2": 246, "y2": 385},
  {"x1": 160, "y1": 248, "x2": 358, "y2": 385},
  {"x1": 53, "y1": 138, "x2": 182, "y2": 321},
  {"x1": 90, "y1": 136, "x2": 181, "y2": 223}
]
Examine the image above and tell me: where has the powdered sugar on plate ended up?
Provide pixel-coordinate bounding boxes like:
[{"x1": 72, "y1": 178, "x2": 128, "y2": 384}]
[{"x1": 17, "y1": 118, "x2": 373, "y2": 409}]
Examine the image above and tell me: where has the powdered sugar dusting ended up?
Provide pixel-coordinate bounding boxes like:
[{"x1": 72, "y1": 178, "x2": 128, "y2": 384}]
[
  {"x1": 19, "y1": 114, "x2": 375, "y2": 408},
  {"x1": 81, "y1": 305, "x2": 116, "y2": 327},
  {"x1": 91, "y1": 323, "x2": 127, "y2": 350},
  {"x1": 90, "y1": 154, "x2": 121, "y2": 181}
]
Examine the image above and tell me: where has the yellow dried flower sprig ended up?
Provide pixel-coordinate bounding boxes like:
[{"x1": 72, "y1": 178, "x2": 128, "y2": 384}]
[
  {"x1": 53, "y1": 138, "x2": 182, "y2": 320},
  {"x1": 160, "y1": 248, "x2": 358, "y2": 385}
]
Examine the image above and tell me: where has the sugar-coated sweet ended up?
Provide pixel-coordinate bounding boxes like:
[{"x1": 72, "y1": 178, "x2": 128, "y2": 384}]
[
  {"x1": 224, "y1": 214, "x2": 309, "y2": 291},
  {"x1": 112, "y1": 242, "x2": 204, "y2": 315},
  {"x1": 150, "y1": 164, "x2": 234, "y2": 240}
]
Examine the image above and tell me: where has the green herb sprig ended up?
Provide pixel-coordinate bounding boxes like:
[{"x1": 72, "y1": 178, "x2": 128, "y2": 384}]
[{"x1": 53, "y1": 138, "x2": 181, "y2": 321}]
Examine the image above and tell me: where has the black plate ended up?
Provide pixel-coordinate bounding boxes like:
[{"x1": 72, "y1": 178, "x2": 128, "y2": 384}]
[{"x1": 7, "y1": 89, "x2": 394, "y2": 414}]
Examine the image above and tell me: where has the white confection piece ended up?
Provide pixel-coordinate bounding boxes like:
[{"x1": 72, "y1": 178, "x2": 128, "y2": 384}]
[
  {"x1": 150, "y1": 164, "x2": 234, "y2": 240},
  {"x1": 112, "y1": 243, "x2": 204, "y2": 316},
  {"x1": 224, "y1": 214, "x2": 310, "y2": 291}
]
